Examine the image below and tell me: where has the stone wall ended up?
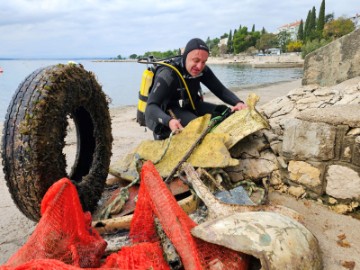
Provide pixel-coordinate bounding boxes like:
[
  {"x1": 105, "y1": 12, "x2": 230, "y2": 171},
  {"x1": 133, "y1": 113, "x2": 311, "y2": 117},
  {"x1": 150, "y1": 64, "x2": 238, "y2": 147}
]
[
  {"x1": 227, "y1": 29, "x2": 360, "y2": 215},
  {"x1": 302, "y1": 28, "x2": 360, "y2": 87},
  {"x1": 227, "y1": 77, "x2": 360, "y2": 214}
]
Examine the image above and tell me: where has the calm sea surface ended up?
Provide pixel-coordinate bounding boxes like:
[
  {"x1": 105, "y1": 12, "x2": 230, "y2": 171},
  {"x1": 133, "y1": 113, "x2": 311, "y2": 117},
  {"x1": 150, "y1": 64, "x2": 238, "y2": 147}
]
[{"x1": 0, "y1": 59, "x2": 303, "y2": 121}]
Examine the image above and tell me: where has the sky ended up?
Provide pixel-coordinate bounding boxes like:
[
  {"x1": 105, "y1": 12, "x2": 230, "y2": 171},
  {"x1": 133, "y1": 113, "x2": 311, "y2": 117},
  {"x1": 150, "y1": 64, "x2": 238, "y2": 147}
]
[{"x1": 0, "y1": 0, "x2": 358, "y2": 59}]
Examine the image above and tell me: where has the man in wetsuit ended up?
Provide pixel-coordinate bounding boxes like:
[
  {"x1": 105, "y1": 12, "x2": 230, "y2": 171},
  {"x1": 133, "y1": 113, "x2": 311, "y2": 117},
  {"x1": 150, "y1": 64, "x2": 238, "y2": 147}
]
[{"x1": 145, "y1": 38, "x2": 247, "y2": 140}]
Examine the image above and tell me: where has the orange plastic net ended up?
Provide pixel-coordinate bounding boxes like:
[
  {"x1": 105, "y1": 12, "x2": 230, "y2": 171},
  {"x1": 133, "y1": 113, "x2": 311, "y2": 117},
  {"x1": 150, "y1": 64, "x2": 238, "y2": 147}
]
[
  {"x1": 1, "y1": 161, "x2": 249, "y2": 270},
  {"x1": 2, "y1": 178, "x2": 107, "y2": 269}
]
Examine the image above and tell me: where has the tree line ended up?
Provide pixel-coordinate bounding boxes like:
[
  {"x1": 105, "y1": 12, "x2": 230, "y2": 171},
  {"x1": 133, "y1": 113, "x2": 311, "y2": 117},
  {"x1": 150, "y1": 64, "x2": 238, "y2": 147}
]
[{"x1": 122, "y1": 0, "x2": 355, "y2": 60}]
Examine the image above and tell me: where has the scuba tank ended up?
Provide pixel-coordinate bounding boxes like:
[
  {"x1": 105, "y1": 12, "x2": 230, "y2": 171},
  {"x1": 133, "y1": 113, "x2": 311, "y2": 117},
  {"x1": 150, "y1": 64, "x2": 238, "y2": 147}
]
[
  {"x1": 136, "y1": 56, "x2": 195, "y2": 127},
  {"x1": 136, "y1": 65, "x2": 155, "y2": 126}
]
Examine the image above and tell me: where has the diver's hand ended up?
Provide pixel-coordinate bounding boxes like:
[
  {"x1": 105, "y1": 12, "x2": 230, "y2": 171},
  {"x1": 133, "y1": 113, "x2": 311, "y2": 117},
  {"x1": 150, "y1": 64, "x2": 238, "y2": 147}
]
[
  {"x1": 169, "y1": 118, "x2": 183, "y2": 133},
  {"x1": 232, "y1": 102, "x2": 248, "y2": 112}
]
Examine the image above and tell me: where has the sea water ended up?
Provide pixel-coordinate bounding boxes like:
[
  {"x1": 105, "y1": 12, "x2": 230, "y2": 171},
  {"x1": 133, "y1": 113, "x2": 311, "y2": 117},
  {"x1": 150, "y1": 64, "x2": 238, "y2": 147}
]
[{"x1": 0, "y1": 59, "x2": 303, "y2": 121}]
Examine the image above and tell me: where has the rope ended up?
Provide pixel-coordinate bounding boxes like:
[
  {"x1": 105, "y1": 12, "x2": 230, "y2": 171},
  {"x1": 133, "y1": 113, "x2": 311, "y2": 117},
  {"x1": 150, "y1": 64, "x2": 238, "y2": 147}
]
[{"x1": 100, "y1": 108, "x2": 232, "y2": 218}]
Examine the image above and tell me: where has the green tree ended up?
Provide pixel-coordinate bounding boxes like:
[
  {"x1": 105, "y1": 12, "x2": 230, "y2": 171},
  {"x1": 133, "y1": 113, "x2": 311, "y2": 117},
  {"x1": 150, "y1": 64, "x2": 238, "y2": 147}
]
[
  {"x1": 307, "y1": 6, "x2": 318, "y2": 40},
  {"x1": 206, "y1": 37, "x2": 211, "y2": 49},
  {"x1": 143, "y1": 50, "x2": 178, "y2": 59},
  {"x1": 205, "y1": 38, "x2": 220, "y2": 55},
  {"x1": 220, "y1": 33, "x2": 229, "y2": 39},
  {"x1": 233, "y1": 26, "x2": 260, "y2": 53},
  {"x1": 310, "y1": 7, "x2": 317, "y2": 29},
  {"x1": 323, "y1": 17, "x2": 355, "y2": 39},
  {"x1": 233, "y1": 26, "x2": 249, "y2": 53},
  {"x1": 251, "y1": 24, "x2": 255, "y2": 32},
  {"x1": 304, "y1": 10, "x2": 311, "y2": 41},
  {"x1": 261, "y1": 27, "x2": 267, "y2": 35},
  {"x1": 297, "y1": 20, "x2": 304, "y2": 41},
  {"x1": 227, "y1": 30, "x2": 233, "y2": 54},
  {"x1": 129, "y1": 54, "x2": 137, "y2": 59},
  {"x1": 210, "y1": 44, "x2": 220, "y2": 56},
  {"x1": 256, "y1": 33, "x2": 278, "y2": 53},
  {"x1": 250, "y1": 31, "x2": 261, "y2": 47},
  {"x1": 317, "y1": 0, "x2": 326, "y2": 34},
  {"x1": 325, "y1": 13, "x2": 334, "y2": 23}
]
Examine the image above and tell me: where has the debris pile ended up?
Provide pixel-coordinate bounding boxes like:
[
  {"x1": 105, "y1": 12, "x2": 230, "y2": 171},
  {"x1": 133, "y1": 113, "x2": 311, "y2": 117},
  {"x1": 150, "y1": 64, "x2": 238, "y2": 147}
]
[
  {"x1": 1, "y1": 163, "x2": 250, "y2": 269},
  {"x1": 1, "y1": 93, "x2": 325, "y2": 269}
]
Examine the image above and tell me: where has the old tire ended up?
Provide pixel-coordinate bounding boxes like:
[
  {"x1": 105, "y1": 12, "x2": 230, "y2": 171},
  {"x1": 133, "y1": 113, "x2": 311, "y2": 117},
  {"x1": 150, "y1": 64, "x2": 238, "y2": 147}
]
[{"x1": 2, "y1": 63, "x2": 113, "y2": 221}]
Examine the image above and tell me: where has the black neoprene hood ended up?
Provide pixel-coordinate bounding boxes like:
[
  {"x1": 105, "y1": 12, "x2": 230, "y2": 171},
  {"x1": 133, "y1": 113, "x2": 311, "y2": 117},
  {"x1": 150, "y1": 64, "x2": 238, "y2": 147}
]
[{"x1": 182, "y1": 38, "x2": 209, "y2": 63}]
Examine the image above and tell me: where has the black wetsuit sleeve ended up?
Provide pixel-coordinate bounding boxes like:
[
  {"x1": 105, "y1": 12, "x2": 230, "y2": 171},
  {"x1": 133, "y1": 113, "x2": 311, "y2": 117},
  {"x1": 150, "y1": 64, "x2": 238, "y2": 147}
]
[
  {"x1": 201, "y1": 66, "x2": 243, "y2": 105},
  {"x1": 145, "y1": 68, "x2": 177, "y2": 128}
]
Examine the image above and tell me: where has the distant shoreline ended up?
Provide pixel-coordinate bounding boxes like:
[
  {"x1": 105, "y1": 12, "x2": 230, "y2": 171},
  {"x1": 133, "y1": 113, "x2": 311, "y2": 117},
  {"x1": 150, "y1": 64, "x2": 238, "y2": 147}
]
[
  {"x1": 105, "y1": 78, "x2": 302, "y2": 112},
  {"x1": 93, "y1": 59, "x2": 137, "y2": 63},
  {"x1": 93, "y1": 54, "x2": 304, "y2": 68},
  {"x1": 207, "y1": 54, "x2": 304, "y2": 68},
  {"x1": 203, "y1": 79, "x2": 302, "y2": 106}
]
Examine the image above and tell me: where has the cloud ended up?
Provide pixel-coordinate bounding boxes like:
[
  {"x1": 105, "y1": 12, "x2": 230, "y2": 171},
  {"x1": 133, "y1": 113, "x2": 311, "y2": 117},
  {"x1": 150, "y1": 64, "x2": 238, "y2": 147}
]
[{"x1": 0, "y1": 0, "x2": 357, "y2": 58}]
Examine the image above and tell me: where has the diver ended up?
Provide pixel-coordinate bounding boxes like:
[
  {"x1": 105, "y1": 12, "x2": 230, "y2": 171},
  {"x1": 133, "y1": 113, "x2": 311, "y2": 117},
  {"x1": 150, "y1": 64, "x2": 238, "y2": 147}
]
[{"x1": 145, "y1": 38, "x2": 247, "y2": 140}]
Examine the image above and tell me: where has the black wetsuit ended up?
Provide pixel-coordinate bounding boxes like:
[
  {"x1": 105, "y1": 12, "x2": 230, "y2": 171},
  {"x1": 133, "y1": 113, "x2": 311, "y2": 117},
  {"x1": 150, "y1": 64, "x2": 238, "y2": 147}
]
[{"x1": 145, "y1": 57, "x2": 242, "y2": 139}]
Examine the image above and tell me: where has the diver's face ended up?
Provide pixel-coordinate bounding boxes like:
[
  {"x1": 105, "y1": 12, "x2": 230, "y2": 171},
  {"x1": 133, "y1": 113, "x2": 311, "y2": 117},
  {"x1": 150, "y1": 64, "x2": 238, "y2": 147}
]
[{"x1": 185, "y1": 49, "x2": 208, "y2": 77}]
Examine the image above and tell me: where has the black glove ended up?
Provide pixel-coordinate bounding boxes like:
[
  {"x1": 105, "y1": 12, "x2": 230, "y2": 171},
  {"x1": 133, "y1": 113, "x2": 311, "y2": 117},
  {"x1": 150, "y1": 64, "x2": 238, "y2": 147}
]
[{"x1": 211, "y1": 104, "x2": 230, "y2": 118}]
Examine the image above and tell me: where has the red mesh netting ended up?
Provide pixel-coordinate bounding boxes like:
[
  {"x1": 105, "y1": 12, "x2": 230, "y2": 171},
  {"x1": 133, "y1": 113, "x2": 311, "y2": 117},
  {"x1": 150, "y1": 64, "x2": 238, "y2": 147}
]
[
  {"x1": 3, "y1": 178, "x2": 107, "y2": 268},
  {"x1": 1, "y1": 161, "x2": 249, "y2": 270},
  {"x1": 132, "y1": 161, "x2": 250, "y2": 270}
]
